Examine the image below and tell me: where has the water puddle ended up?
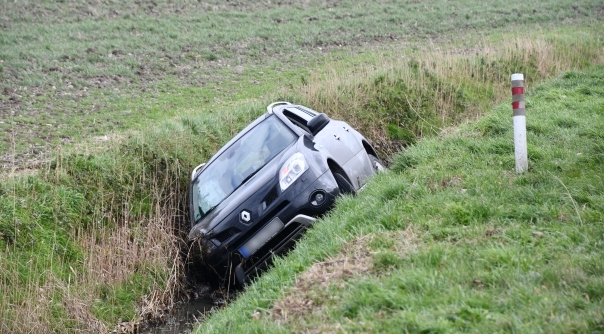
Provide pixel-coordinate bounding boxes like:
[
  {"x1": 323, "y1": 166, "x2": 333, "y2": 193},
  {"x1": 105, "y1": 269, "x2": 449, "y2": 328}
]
[
  {"x1": 135, "y1": 260, "x2": 241, "y2": 333},
  {"x1": 141, "y1": 296, "x2": 216, "y2": 334},
  {"x1": 138, "y1": 280, "x2": 239, "y2": 334}
]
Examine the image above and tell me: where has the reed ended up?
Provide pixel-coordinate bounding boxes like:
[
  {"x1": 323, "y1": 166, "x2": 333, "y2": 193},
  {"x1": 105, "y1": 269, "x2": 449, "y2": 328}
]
[{"x1": 297, "y1": 33, "x2": 603, "y2": 156}]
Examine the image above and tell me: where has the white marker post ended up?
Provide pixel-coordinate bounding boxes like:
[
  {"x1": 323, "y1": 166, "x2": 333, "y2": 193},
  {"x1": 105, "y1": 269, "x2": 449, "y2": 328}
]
[{"x1": 511, "y1": 73, "x2": 528, "y2": 173}]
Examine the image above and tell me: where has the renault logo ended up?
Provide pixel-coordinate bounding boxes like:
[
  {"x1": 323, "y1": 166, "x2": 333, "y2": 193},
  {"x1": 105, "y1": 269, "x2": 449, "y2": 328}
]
[{"x1": 241, "y1": 210, "x2": 251, "y2": 222}]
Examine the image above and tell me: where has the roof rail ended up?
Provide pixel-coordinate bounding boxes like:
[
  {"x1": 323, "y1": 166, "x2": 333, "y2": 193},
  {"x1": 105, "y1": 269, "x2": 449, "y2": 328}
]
[{"x1": 266, "y1": 101, "x2": 292, "y2": 114}]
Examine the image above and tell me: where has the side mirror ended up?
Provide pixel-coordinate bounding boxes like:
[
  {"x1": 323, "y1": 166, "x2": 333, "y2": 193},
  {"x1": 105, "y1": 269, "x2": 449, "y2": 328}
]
[{"x1": 307, "y1": 113, "x2": 330, "y2": 136}]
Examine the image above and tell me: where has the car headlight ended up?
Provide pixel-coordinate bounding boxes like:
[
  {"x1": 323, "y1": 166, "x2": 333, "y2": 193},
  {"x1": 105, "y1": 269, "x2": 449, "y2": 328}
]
[{"x1": 279, "y1": 152, "x2": 308, "y2": 191}]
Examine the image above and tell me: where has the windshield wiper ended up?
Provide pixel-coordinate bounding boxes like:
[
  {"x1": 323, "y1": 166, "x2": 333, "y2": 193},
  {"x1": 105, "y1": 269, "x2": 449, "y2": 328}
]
[
  {"x1": 196, "y1": 204, "x2": 218, "y2": 225},
  {"x1": 238, "y1": 168, "x2": 261, "y2": 188}
]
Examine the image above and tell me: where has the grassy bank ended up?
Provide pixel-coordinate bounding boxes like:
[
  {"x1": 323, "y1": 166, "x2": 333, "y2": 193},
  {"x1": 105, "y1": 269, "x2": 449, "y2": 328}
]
[
  {"x1": 196, "y1": 64, "x2": 604, "y2": 333},
  {"x1": 1, "y1": 1, "x2": 603, "y2": 332},
  {"x1": 0, "y1": 104, "x2": 264, "y2": 331}
]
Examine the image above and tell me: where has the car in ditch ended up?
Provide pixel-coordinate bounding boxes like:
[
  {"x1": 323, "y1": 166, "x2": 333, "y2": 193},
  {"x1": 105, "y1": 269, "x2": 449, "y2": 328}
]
[{"x1": 188, "y1": 102, "x2": 384, "y2": 285}]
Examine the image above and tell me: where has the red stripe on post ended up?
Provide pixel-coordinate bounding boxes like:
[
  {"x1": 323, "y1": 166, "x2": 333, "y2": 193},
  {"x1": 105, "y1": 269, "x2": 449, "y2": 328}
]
[
  {"x1": 512, "y1": 87, "x2": 524, "y2": 95},
  {"x1": 512, "y1": 101, "x2": 520, "y2": 109}
]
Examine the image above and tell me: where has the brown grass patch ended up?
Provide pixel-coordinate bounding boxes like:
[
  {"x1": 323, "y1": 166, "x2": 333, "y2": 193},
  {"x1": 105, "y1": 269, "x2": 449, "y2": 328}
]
[
  {"x1": 63, "y1": 297, "x2": 108, "y2": 333},
  {"x1": 272, "y1": 226, "x2": 418, "y2": 324},
  {"x1": 75, "y1": 210, "x2": 185, "y2": 331},
  {"x1": 81, "y1": 208, "x2": 185, "y2": 324}
]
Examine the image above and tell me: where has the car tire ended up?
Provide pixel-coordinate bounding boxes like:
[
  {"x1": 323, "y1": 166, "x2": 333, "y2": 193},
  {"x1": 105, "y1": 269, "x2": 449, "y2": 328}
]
[
  {"x1": 369, "y1": 154, "x2": 386, "y2": 173},
  {"x1": 333, "y1": 172, "x2": 354, "y2": 195}
]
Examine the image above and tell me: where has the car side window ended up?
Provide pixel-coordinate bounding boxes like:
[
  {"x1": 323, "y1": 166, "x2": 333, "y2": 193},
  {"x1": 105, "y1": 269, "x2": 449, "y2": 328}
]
[{"x1": 283, "y1": 110, "x2": 311, "y2": 134}]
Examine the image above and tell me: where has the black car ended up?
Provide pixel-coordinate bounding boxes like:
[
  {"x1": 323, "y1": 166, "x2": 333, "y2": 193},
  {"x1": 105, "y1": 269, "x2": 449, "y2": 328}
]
[{"x1": 188, "y1": 102, "x2": 384, "y2": 285}]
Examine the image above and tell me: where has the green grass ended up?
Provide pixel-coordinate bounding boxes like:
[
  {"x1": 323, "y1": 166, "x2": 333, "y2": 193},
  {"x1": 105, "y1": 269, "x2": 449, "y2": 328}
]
[
  {"x1": 1, "y1": 0, "x2": 603, "y2": 332},
  {"x1": 195, "y1": 65, "x2": 604, "y2": 333}
]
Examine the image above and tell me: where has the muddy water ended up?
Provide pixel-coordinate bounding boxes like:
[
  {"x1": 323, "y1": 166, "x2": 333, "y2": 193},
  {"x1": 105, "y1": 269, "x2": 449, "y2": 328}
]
[
  {"x1": 141, "y1": 296, "x2": 216, "y2": 334},
  {"x1": 139, "y1": 279, "x2": 240, "y2": 334}
]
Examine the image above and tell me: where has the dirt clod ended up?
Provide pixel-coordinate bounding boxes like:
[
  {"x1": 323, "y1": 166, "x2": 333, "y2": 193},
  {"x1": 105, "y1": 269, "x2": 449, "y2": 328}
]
[{"x1": 485, "y1": 228, "x2": 501, "y2": 237}]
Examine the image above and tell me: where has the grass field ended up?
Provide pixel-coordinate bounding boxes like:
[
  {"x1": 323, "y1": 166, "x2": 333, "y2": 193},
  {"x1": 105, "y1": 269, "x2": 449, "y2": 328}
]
[
  {"x1": 2, "y1": 0, "x2": 603, "y2": 168},
  {"x1": 1, "y1": 0, "x2": 603, "y2": 332}
]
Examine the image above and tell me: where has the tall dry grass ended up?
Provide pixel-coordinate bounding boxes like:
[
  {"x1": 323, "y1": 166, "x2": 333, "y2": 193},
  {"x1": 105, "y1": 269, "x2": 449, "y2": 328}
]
[
  {"x1": 297, "y1": 34, "x2": 603, "y2": 155},
  {"x1": 0, "y1": 148, "x2": 190, "y2": 333},
  {"x1": 0, "y1": 208, "x2": 185, "y2": 333}
]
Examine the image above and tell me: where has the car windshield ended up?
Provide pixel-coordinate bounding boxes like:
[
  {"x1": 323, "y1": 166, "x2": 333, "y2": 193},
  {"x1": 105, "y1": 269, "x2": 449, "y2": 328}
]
[{"x1": 192, "y1": 115, "x2": 296, "y2": 223}]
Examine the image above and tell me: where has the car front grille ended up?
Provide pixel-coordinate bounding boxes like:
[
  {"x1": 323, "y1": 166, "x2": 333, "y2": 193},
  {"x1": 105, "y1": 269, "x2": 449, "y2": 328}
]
[
  {"x1": 262, "y1": 185, "x2": 279, "y2": 207},
  {"x1": 213, "y1": 227, "x2": 240, "y2": 243}
]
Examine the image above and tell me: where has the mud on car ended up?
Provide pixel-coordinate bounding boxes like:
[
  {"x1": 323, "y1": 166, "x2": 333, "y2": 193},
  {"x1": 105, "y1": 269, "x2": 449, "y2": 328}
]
[{"x1": 188, "y1": 102, "x2": 384, "y2": 285}]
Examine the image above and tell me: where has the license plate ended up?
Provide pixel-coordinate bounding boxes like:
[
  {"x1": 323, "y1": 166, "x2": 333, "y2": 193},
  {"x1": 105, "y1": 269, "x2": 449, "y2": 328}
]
[{"x1": 239, "y1": 217, "x2": 284, "y2": 258}]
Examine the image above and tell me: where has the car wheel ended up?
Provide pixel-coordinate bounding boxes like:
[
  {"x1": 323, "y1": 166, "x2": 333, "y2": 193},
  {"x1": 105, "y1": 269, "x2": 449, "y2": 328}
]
[
  {"x1": 369, "y1": 154, "x2": 386, "y2": 173},
  {"x1": 333, "y1": 172, "x2": 354, "y2": 195}
]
